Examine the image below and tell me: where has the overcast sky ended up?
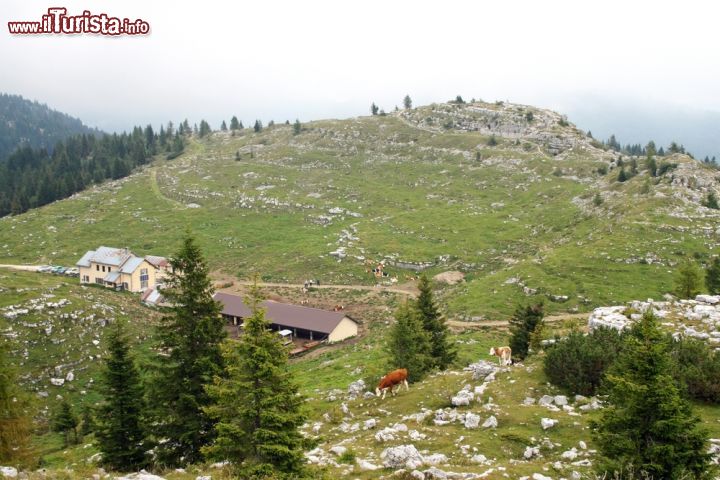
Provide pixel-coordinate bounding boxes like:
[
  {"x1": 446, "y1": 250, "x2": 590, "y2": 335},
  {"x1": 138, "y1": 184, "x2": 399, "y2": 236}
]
[{"x1": 2, "y1": 0, "x2": 720, "y2": 135}]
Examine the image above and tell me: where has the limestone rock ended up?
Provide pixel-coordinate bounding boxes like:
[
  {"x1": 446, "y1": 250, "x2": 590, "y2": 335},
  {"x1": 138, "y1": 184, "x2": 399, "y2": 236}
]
[
  {"x1": 464, "y1": 412, "x2": 481, "y2": 429},
  {"x1": 541, "y1": 417, "x2": 558, "y2": 430},
  {"x1": 381, "y1": 444, "x2": 424, "y2": 469},
  {"x1": 482, "y1": 415, "x2": 498, "y2": 428}
]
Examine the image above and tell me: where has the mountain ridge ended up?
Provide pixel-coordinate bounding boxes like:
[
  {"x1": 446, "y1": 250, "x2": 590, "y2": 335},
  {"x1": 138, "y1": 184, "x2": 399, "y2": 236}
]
[
  {"x1": 0, "y1": 92, "x2": 99, "y2": 160},
  {"x1": 0, "y1": 99, "x2": 718, "y2": 319}
]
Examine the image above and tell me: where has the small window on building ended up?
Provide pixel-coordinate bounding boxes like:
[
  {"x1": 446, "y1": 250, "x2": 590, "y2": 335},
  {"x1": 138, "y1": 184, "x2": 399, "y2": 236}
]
[
  {"x1": 96, "y1": 265, "x2": 99, "y2": 271},
  {"x1": 140, "y1": 268, "x2": 149, "y2": 289}
]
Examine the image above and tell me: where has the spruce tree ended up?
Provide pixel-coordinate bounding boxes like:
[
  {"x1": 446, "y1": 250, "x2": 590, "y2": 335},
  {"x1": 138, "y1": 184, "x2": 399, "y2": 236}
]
[
  {"x1": 199, "y1": 120, "x2": 211, "y2": 138},
  {"x1": 403, "y1": 95, "x2": 412, "y2": 110},
  {"x1": 414, "y1": 275, "x2": 455, "y2": 369},
  {"x1": 253, "y1": 120, "x2": 263, "y2": 133},
  {"x1": 293, "y1": 119, "x2": 301, "y2": 135},
  {"x1": 80, "y1": 404, "x2": 95, "y2": 438},
  {"x1": 52, "y1": 399, "x2": 79, "y2": 446},
  {"x1": 203, "y1": 283, "x2": 307, "y2": 478},
  {"x1": 370, "y1": 103, "x2": 379, "y2": 115},
  {"x1": 704, "y1": 192, "x2": 719, "y2": 210},
  {"x1": 95, "y1": 322, "x2": 148, "y2": 471},
  {"x1": 646, "y1": 155, "x2": 657, "y2": 176},
  {"x1": 0, "y1": 338, "x2": 33, "y2": 465},
  {"x1": 149, "y1": 232, "x2": 226, "y2": 466},
  {"x1": 508, "y1": 303, "x2": 544, "y2": 361},
  {"x1": 675, "y1": 258, "x2": 703, "y2": 299},
  {"x1": 706, "y1": 257, "x2": 720, "y2": 294},
  {"x1": 220, "y1": 120, "x2": 227, "y2": 131},
  {"x1": 386, "y1": 302, "x2": 433, "y2": 382},
  {"x1": 592, "y1": 312, "x2": 712, "y2": 479},
  {"x1": 230, "y1": 116, "x2": 240, "y2": 131}
]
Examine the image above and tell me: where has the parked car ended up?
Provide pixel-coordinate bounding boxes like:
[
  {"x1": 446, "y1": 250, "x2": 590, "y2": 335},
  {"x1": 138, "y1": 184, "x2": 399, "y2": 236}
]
[
  {"x1": 37, "y1": 265, "x2": 52, "y2": 273},
  {"x1": 64, "y1": 267, "x2": 79, "y2": 277},
  {"x1": 53, "y1": 266, "x2": 67, "y2": 274}
]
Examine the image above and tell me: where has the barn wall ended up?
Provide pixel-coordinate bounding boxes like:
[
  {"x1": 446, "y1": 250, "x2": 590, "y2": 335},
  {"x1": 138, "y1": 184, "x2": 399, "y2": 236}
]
[{"x1": 328, "y1": 317, "x2": 358, "y2": 342}]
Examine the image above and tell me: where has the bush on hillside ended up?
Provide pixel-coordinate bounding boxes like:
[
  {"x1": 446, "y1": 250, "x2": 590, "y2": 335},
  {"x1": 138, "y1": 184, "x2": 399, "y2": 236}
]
[
  {"x1": 546, "y1": 327, "x2": 720, "y2": 403},
  {"x1": 672, "y1": 337, "x2": 720, "y2": 403},
  {"x1": 543, "y1": 327, "x2": 625, "y2": 396}
]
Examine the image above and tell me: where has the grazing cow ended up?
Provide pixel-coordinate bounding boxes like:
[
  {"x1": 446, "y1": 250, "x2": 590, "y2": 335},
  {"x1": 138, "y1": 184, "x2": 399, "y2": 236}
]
[
  {"x1": 489, "y1": 346, "x2": 512, "y2": 366},
  {"x1": 375, "y1": 368, "x2": 409, "y2": 399}
]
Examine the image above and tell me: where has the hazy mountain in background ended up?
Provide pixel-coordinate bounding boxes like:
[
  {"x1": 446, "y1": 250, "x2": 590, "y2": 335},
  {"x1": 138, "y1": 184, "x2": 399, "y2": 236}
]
[
  {"x1": 562, "y1": 97, "x2": 720, "y2": 161},
  {"x1": 0, "y1": 93, "x2": 99, "y2": 160}
]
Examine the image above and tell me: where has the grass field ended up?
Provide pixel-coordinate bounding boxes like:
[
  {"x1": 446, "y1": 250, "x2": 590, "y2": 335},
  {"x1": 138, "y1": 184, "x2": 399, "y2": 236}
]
[
  {"x1": 1, "y1": 102, "x2": 718, "y2": 321},
  {"x1": 3, "y1": 268, "x2": 720, "y2": 479}
]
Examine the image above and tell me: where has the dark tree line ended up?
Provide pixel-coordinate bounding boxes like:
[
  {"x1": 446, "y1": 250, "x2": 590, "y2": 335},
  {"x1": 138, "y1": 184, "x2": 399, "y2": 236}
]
[
  {"x1": 604, "y1": 135, "x2": 719, "y2": 168},
  {"x1": 0, "y1": 123, "x2": 186, "y2": 217},
  {"x1": 0, "y1": 93, "x2": 99, "y2": 161}
]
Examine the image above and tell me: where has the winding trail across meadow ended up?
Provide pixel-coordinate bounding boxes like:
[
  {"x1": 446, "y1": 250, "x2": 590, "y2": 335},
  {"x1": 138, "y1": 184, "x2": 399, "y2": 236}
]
[
  {"x1": 0, "y1": 264, "x2": 589, "y2": 327},
  {"x1": 220, "y1": 279, "x2": 419, "y2": 297}
]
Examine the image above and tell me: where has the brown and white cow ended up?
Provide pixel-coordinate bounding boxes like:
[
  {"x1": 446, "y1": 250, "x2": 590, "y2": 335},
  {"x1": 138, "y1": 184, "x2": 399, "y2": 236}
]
[
  {"x1": 489, "y1": 346, "x2": 512, "y2": 366},
  {"x1": 375, "y1": 368, "x2": 409, "y2": 399}
]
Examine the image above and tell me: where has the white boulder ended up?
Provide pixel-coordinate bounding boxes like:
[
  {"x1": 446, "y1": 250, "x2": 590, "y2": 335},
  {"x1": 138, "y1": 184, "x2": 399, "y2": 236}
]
[
  {"x1": 541, "y1": 418, "x2": 558, "y2": 430},
  {"x1": 0, "y1": 467, "x2": 18, "y2": 478},
  {"x1": 482, "y1": 415, "x2": 498, "y2": 429},
  {"x1": 381, "y1": 444, "x2": 424, "y2": 469}
]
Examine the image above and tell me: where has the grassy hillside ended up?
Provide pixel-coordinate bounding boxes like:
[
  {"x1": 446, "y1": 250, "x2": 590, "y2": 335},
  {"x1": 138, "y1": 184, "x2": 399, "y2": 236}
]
[
  {"x1": 1, "y1": 101, "x2": 719, "y2": 319},
  {"x1": 5, "y1": 273, "x2": 719, "y2": 480}
]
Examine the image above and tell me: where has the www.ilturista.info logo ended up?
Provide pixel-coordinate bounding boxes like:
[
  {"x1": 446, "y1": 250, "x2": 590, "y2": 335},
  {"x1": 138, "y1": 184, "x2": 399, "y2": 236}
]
[{"x1": 8, "y1": 8, "x2": 150, "y2": 35}]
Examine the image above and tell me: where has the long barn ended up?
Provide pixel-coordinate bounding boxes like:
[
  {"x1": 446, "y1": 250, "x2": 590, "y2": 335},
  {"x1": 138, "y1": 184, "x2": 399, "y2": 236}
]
[{"x1": 213, "y1": 292, "x2": 358, "y2": 342}]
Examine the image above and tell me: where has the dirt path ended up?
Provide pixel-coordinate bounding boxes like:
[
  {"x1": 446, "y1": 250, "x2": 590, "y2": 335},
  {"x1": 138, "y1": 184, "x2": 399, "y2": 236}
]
[
  {"x1": 149, "y1": 168, "x2": 185, "y2": 209},
  {"x1": 394, "y1": 114, "x2": 439, "y2": 134},
  {"x1": 446, "y1": 312, "x2": 587, "y2": 329},
  {"x1": 0, "y1": 264, "x2": 41, "y2": 272},
  {"x1": 220, "y1": 279, "x2": 418, "y2": 297}
]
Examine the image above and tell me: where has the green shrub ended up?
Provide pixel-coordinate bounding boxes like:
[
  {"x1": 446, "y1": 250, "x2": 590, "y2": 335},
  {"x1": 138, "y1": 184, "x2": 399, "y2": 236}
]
[
  {"x1": 672, "y1": 337, "x2": 720, "y2": 403},
  {"x1": 543, "y1": 327, "x2": 624, "y2": 396},
  {"x1": 338, "y1": 449, "x2": 357, "y2": 464},
  {"x1": 658, "y1": 162, "x2": 678, "y2": 176}
]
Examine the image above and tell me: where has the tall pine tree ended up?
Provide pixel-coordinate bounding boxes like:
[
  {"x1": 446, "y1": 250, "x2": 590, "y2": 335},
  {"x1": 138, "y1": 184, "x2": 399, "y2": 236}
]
[
  {"x1": 52, "y1": 399, "x2": 79, "y2": 446},
  {"x1": 414, "y1": 275, "x2": 456, "y2": 369},
  {"x1": 592, "y1": 312, "x2": 712, "y2": 479},
  {"x1": 95, "y1": 322, "x2": 148, "y2": 471},
  {"x1": 675, "y1": 258, "x2": 703, "y2": 299},
  {"x1": 0, "y1": 338, "x2": 33, "y2": 465},
  {"x1": 706, "y1": 257, "x2": 720, "y2": 295},
  {"x1": 508, "y1": 303, "x2": 544, "y2": 361},
  {"x1": 203, "y1": 282, "x2": 307, "y2": 478},
  {"x1": 386, "y1": 302, "x2": 433, "y2": 382},
  {"x1": 149, "y1": 232, "x2": 226, "y2": 466}
]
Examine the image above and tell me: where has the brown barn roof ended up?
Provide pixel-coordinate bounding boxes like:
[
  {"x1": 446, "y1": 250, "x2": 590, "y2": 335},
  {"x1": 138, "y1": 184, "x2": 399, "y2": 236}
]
[{"x1": 213, "y1": 292, "x2": 355, "y2": 334}]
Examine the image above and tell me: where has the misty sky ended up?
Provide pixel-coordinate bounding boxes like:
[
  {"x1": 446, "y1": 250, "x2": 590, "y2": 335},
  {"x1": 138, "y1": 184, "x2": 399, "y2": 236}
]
[{"x1": 2, "y1": 0, "x2": 720, "y2": 147}]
